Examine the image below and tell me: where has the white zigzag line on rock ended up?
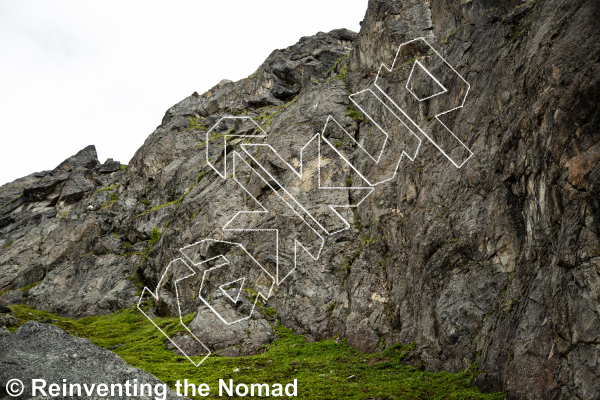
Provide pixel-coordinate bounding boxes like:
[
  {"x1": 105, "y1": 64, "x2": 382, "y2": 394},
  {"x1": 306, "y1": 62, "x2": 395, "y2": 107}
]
[
  {"x1": 219, "y1": 277, "x2": 245, "y2": 304},
  {"x1": 137, "y1": 239, "x2": 277, "y2": 365},
  {"x1": 374, "y1": 37, "x2": 473, "y2": 169},
  {"x1": 206, "y1": 116, "x2": 268, "y2": 180},
  {"x1": 319, "y1": 115, "x2": 420, "y2": 187},
  {"x1": 224, "y1": 152, "x2": 325, "y2": 285},
  {"x1": 137, "y1": 258, "x2": 211, "y2": 367},
  {"x1": 239, "y1": 131, "x2": 374, "y2": 236},
  {"x1": 193, "y1": 247, "x2": 274, "y2": 325},
  {"x1": 138, "y1": 36, "x2": 473, "y2": 366}
]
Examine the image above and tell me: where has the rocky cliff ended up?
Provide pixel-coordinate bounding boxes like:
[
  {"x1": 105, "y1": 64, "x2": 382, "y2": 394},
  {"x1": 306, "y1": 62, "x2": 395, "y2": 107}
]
[{"x1": 1, "y1": 0, "x2": 599, "y2": 399}]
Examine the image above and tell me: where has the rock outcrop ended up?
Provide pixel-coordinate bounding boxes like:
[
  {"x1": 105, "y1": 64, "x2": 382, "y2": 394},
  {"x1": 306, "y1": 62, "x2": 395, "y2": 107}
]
[
  {"x1": 0, "y1": 0, "x2": 598, "y2": 399},
  {"x1": 0, "y1": 144, "x2": 138, "y2": 317},
  {"x1": 0, "y1": 322, "x2": 186, "y2": 399}
]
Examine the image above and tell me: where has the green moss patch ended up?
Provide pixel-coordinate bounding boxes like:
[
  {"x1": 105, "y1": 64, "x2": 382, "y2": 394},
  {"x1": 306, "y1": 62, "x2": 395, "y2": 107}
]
[
  {"x1": 133, "y1": 198, "x2": 183, "y2": 220},
  {"x1": 94, "y1": 184, "x2": 120, "y2": 194},
  {"x1": 0, "y1": 193, "x2": 23, "y2": 211},
  {"x1": 187, "y1": 117, "x2": 208, "y2": 132},
  {"x1": 7, "y1": 304, "x2": 504, "y2": 399}
]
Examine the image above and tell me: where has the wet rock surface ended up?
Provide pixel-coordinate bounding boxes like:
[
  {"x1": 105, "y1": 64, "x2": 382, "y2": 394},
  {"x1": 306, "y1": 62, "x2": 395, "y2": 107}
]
[{"x1": 0, "y1": 1, "x2": 599, "y2": 399}]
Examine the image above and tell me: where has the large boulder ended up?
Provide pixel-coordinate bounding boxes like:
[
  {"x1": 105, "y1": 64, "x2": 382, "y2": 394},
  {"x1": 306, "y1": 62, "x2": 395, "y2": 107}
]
[{"x1": 0, "y1": 322, "x2": 187, "y2": 400}]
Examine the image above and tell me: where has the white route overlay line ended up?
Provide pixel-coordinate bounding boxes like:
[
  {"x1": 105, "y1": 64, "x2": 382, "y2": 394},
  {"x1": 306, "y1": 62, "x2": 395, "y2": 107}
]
[
  {"x1": 138, "y1": 37, "x2": 473, "y2": 366},
  {"x1": 225, "y1": 152, "x2": 325, "y2": 285},
  {"x1": 219, "y1": 277, "x2": 246, "y2": 304},
  {"x1": 405, "y1": 60, "x2": 448, "y2": 101},
  {"x1": 374, "y1": 37, "x2": 473, "y2": 169},
  {"x1": 192, "y1": 241, "x2": 274, "y2": 326},
  {"x1": 239, "y1": 133, "x2": 374, "y2": 236},
  {"x1": 137, "y1": 258, "x2": 211, "y2": 367},
  {"x1": 320, "y1": 115, "x2": 421, "y2": 187},
  {"x1": 348, "y1": 89, "x2": 391, "y2": 164},
  {"x1": 206, "y1": 116, "x2": 268, "y2": 179}
]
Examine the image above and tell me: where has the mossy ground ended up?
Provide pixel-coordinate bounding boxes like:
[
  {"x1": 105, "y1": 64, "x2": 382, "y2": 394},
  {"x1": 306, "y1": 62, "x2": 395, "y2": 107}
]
[{"x1": 7, "y1": 304, "x2": 505, "y2": 399}]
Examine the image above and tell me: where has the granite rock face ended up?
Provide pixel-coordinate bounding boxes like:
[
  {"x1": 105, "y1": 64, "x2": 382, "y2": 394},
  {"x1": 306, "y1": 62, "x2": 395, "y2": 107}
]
[
  {"x1": 0, "y1": 144, "x2": 136, "y2": 317},
  {"x1": 0, "y1": 1, "x2": 599, "y2": 399},
  {"x1": 0, "y1": 290, "x2": 24, "y2": 306},
  {"x1": 0, "y1": 322, "x2": 187, "y2": 400}
]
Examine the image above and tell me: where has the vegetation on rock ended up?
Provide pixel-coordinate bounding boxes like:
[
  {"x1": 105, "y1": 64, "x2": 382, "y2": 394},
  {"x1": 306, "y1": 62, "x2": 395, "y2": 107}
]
[{"x1": 7, "y1": 303, "x2": 505, "y2": 400}]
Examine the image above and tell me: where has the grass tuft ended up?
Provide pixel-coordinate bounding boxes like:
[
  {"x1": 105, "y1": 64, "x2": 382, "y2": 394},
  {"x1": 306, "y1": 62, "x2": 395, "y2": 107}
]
[
  {"x1": 94, "y1": 184, "x2": 120, "y2": 194},
  {"x1": 133, "y1": 197, "x2": 184, "y2": 220},
  {"x1": 0, "y1": 194, "x2": 24, "y2": 211}
]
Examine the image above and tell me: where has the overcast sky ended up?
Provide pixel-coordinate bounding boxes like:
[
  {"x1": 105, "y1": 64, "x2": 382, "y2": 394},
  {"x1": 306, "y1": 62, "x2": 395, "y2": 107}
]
[{"x1": 0, "y1": 0, "x2": 368, "y2": 186}]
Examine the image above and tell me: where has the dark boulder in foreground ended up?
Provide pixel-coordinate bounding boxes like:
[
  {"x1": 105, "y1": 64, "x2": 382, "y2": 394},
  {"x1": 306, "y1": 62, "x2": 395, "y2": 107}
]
[{"x1": 0, "y1": 322, "x2": 186, "y2": 400}]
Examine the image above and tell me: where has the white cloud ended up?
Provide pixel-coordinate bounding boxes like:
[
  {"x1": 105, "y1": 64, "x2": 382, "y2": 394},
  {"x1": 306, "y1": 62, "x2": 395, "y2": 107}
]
[{"x1": 0, "y1": 0, "x2": 367, "y2": 185}]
